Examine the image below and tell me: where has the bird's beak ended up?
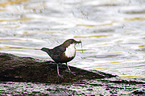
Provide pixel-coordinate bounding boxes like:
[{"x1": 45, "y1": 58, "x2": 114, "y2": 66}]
[
  {"x1": 75, "y1": 40, "x2": 83, "y2": 53},
  {"x1": 75, "y1": 40, "x2": 81, "y2": 44}
]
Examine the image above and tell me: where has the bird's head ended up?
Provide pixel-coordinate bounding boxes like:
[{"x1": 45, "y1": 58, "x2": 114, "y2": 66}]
[{"x1": 62, "y1": 39, "x2": 81, "y2": 47}]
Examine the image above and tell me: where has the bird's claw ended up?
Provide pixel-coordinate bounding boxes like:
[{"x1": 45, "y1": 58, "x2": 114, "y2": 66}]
[
  {"x1": 57, "y1": 74, "x2": 64, "y2": 78},
  {"x1": 67, "y1": 71, "x2": 76, "y2": 75}
]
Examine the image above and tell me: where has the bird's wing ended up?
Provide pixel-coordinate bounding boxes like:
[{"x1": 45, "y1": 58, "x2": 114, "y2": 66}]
[
  {"x1": 51, "y1": 45, "x2": 66, "y2": 61},
  {"x1": 53, "y1": 45, "x2": 66, "y2": 53}
]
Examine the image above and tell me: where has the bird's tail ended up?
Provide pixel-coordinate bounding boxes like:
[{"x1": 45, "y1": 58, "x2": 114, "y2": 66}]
[{"x1": 41, "y1": 47, "x2": 50, "y2": 54}]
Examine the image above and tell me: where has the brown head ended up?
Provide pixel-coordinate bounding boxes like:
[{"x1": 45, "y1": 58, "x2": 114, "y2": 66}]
[{"x1": 62, "y1": 39, "x2": 81, "y2": 47}]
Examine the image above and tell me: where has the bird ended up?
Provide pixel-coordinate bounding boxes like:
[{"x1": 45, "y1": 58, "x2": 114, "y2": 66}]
[{"x1": 41, "y1": 39, "x2": 81, "y2": 77}]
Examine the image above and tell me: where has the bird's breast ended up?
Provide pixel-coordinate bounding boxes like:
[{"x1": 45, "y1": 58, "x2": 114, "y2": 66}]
[{"x1": 64, "y1": 44, "x2": 76, "y2": 58}]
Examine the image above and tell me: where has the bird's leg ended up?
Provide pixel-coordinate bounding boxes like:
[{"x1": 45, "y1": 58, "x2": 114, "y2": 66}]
[
  {"x1": 66, "y1": 63, "x2": 75, "y2": 75},
  {"x1": 57, "y1": 63, "x2": 63, "y2": 78},
  {"x1": 66, "y1": 62, "x2": 71, "y2": 72}
]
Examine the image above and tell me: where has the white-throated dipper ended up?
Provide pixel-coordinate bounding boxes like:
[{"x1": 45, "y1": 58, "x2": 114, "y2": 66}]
[{"x1": 41, "y1": 39, "x2": 81, "y2": 77}]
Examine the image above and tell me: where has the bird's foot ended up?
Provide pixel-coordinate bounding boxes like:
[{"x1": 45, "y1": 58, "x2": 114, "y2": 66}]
[
  {"x1": 71, "y1": 72, "x2": 76, "y2": 75},
  {"x1": 57, "y1": 74, "x2": 64, "y2": 78},
  {"x1": 68, "y1": 71, "x2": 76, "y2": 75}
]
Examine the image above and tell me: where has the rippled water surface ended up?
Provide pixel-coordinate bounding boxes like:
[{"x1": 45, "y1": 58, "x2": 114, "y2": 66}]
[{"x1": 0, "y1": 0, "x2": 145, "y2": 95}]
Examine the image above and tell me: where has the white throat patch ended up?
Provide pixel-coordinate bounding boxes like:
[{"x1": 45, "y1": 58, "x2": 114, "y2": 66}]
[{"x1": 65, "y1": 44, "x2": 76, "y2": 58}]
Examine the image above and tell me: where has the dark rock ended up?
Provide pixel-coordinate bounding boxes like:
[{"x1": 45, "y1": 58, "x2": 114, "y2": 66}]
[{"x1": 0, "y1": 52, "x2": 116, "y2": 83}]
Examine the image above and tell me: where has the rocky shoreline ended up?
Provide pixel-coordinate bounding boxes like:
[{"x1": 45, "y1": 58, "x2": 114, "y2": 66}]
[
  {"x1": 0, "y1": 52, "x2": 116, "y2": 83},
  {"x1": 0, "y1": 52, "x2": 145, "y2": 95}
]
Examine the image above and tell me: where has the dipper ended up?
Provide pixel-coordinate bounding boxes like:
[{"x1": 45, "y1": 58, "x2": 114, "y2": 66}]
[{"x1": 41, "y1": 39, "x2": 81, "y2": 77}]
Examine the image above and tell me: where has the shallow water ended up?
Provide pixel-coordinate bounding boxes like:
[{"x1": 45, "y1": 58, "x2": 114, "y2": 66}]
[
  {"x1": 0, "y1": 0, "x2": 145, "y2": 95},
  {"x1": 0, "y1": 78, "x2": 145, "y2": 95}
]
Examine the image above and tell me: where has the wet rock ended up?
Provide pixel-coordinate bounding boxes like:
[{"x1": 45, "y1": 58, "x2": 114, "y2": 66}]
[{"x1": 0, "y1": 52, "x2": 116, "y2": 83}]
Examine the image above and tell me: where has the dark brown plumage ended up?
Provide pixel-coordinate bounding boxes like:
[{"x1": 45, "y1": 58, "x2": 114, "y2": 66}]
[{"x1": 41, "y1": 39, "x2": 81, "y2": 77}]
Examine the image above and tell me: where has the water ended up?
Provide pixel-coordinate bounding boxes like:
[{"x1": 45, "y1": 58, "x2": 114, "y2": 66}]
[{"x1": 0, "y1": 0, "x2": 145, "y2": 95}]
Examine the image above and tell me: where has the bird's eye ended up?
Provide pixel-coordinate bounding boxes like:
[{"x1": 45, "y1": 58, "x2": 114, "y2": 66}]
[{"x1": 70, "y1": 41, "x2": 73, "y2": 43}]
